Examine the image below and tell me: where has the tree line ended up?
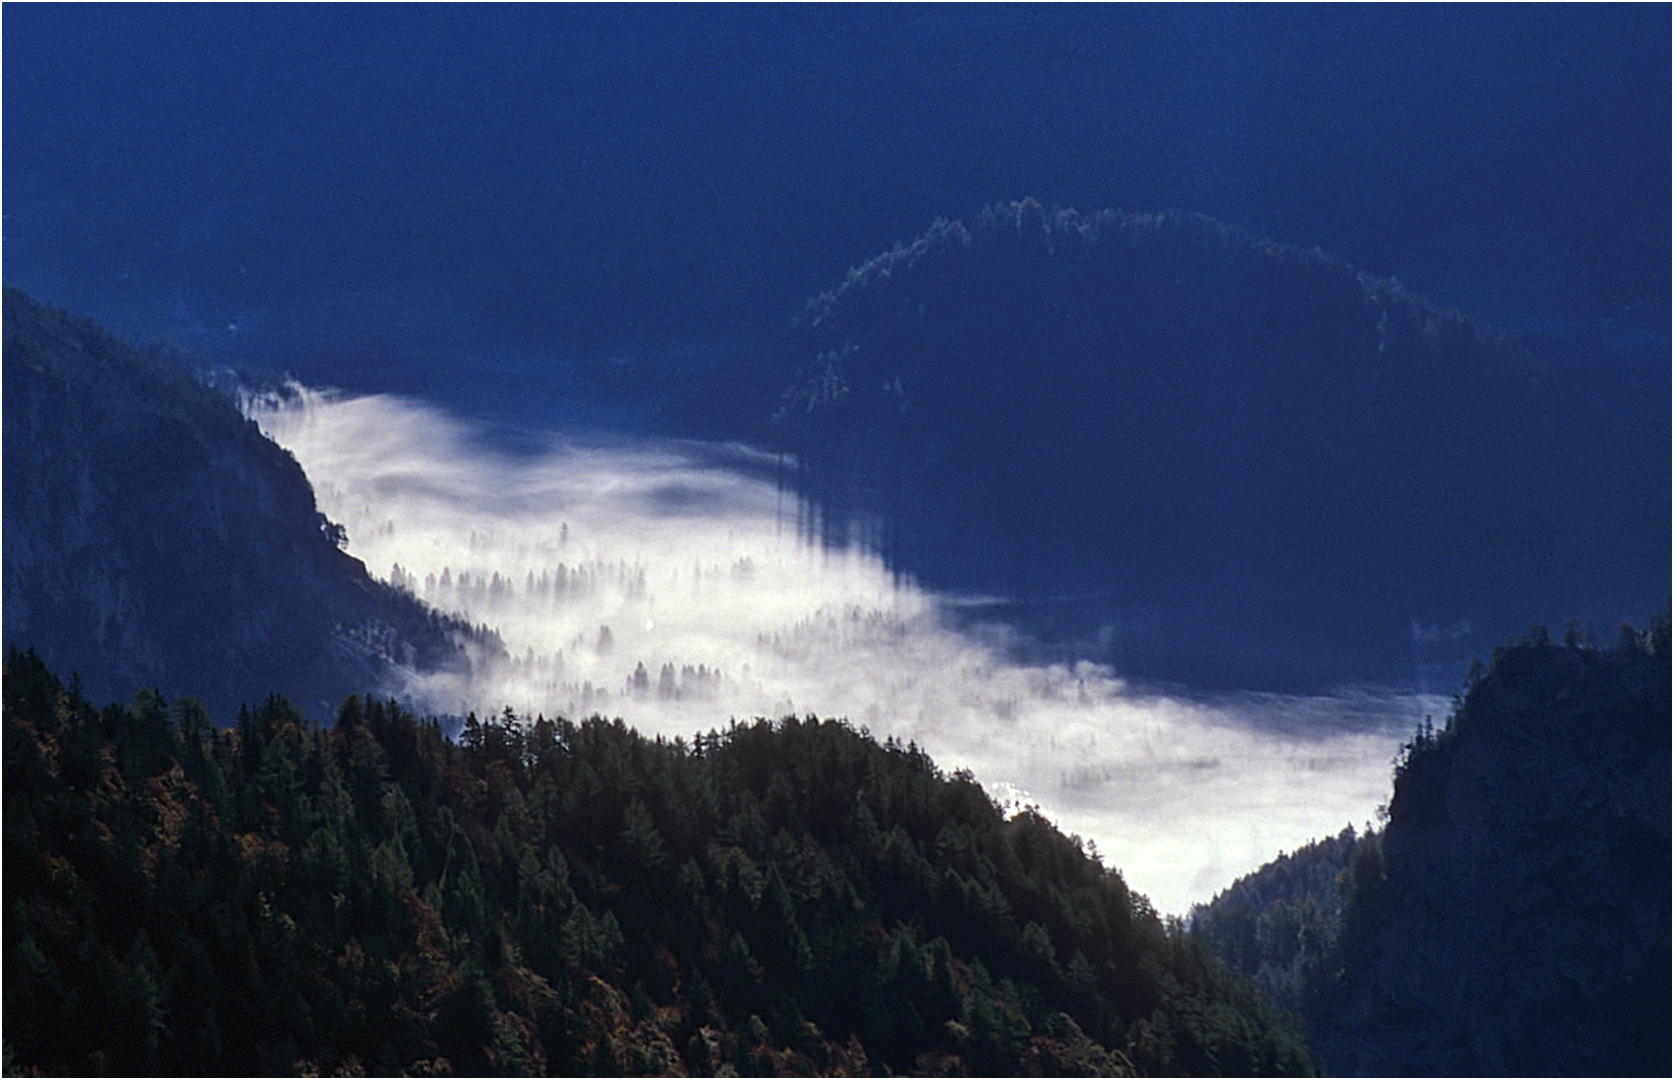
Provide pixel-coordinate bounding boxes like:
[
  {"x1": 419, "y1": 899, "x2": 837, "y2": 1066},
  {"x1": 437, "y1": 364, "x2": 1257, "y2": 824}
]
[{"x1": 4, "y1": 648, "x2": 1312, "y2": 1076}]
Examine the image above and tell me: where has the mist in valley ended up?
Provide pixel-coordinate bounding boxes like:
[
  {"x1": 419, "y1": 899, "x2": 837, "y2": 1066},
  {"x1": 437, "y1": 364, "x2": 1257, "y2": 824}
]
[{"x1": 250, "y1": 384, "x2": 1442, "y2": 916}]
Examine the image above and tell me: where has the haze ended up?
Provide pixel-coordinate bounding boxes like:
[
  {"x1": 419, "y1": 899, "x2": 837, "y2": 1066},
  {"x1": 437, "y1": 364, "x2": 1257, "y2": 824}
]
[
  {"x1": 250, "y1": 385, "x2": 1440, "y2": 916},
  {"x1": 7, "y1": 1, "x2": 1662, "y2": 917}
]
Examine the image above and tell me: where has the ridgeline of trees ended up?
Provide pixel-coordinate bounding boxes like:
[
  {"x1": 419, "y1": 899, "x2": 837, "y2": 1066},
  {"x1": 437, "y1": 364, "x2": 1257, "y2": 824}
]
[
  {"x1": 774, "y1": 201, "x2": 1668, "y2": 691},
  {"x1": 4, "y1": 649, "x2": 1313, "y2": 1076},
  {"x1": 1191, "y1": 616, "x2": 1672, "y2": 1076}
]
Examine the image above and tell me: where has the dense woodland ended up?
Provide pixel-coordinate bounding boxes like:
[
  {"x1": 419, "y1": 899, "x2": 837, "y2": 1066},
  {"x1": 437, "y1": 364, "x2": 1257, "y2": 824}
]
[
  {"x1": 4, "y1": 264, "x2": 1666, "y2": 1076},
  {"x1": 1189, "y1": 827, "x2": 1363, "y2": 1020},
  {"x1": 3, "y1": 649, "x2": 1313, "y2": 1076}
]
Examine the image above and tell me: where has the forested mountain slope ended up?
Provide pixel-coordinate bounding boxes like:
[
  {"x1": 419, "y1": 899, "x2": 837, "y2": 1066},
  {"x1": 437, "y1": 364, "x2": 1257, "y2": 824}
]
[
  {"x1": 1193, "y1": 618, "x2": 1671, "y2": 1076},
  {"x1": 2, "y1": 290, "x2": 491, "y2": 719},
  {"x1": 3, "y1": 650, "x2": 1313, "y2": 1076},
  {"x1": 1188, "y1": 826, "x2": 1365, "y2": 1018}
]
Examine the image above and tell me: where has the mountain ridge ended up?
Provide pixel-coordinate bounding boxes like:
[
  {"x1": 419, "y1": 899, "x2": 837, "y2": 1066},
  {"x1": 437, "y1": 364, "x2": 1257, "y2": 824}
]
[
  {"x1": 773, "y1": 200, "x2": 1667, "y2": 691},
  {"x1": 1191, "y1": 617, "x2": 1672, "y2": 1075},
  {"x1": 2, "y1": 288, "x2": 498, "y2": 720},
  {"x1": 3, "y1": 648, "x2": 1317, "y2": 1075}
]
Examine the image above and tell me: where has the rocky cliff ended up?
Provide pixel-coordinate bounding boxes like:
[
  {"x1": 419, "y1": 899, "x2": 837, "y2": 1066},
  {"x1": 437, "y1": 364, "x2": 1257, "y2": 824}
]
[
  {"x1": 2, "y1": 289, "x2": 490, "y2": 719},
  {"x1": 1307, "y1": 622, "x2": 1671, "y2": 1075}
]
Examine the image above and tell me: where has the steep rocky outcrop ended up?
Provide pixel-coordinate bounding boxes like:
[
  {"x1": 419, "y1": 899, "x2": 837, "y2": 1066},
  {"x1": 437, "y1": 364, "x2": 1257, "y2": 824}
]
[
  {"x1": 2, "y1": 289, "x2": 491, "y2": 719},
  {"x1": 1310, "y1": 621, "x2": 1671, "y2": 1075},
  {"x1": 1190, "y1": 619, "x2": 1669, "y2": 1075},
  {"x1": 1195, "y1": 621, "x2": 1670, "y2": 1074}
]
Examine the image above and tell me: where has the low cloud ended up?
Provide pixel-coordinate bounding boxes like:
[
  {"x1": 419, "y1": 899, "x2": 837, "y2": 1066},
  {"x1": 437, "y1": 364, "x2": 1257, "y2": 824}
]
[{"x1": 250, "y1": 386, "x2": 1442, "y2": 916}]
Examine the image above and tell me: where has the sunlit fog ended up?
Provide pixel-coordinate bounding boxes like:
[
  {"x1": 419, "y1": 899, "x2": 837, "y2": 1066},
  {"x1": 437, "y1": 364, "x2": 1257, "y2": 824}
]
[{"x1": 249, "y1": 385, "x2": 1443, "y2": 916}]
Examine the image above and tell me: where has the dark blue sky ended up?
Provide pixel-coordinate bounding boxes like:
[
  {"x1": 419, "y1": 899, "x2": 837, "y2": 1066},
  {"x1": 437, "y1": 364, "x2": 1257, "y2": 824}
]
[
  {"x1": 4, "y1": 3, "x2": 1668, "y2": 695},
  {"x1": 6, "y1": 3, "x2": 1668, "y2": 366}
]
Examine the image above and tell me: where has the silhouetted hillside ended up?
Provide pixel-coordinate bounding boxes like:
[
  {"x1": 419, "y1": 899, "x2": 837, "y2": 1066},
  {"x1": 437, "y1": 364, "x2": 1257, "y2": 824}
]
[
  {"x1": 775, "y1": 201, "x2": 1668, "y2": 690},
  {"x1": 2, "y1": 290, "x2": 495, "y2": 718},
  {"x1": 3, "y1": 650, "x2": 1314, "y2": 1076},
  {"x1": 1315, "y1": 619, "x2": 1671, "y2": 1075},
  {"x1": 1194, "y1": 617, "x2": 1671, "y2": 1075}
]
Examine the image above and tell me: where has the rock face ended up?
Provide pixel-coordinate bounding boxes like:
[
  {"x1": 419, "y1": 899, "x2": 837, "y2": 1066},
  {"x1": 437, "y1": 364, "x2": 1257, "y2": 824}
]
[
  {"x1": 2, "y1": 289, "x2": 485, "y2": 719},
  {"x1": 1308, "y1": 622, "x2": 1671, "y2": 1075}
]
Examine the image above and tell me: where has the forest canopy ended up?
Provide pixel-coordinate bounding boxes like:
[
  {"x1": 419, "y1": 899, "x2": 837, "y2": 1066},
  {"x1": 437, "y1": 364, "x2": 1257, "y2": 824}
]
[{"x1": 3, "y1": 649, "x2": 1313, "y2": 1076}]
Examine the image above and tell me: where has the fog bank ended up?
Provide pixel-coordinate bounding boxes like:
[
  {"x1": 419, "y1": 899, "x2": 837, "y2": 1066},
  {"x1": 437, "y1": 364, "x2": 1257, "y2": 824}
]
[{"x1": 249, "y1": 386, "x2": 1440, "y2": 915}]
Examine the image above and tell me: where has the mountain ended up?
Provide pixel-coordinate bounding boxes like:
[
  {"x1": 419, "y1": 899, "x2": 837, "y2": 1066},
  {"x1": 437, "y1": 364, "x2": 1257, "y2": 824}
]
[
  {"x1": 3, "y1": 650, "x2": 1315, "y2": 1076},
  {"x1": 1, "y1": 289, "x2": 495, "y2": 719},
  {"x1": 1193, "y1": 617, "x2": 1672, "y2": 1075},
  {"x1": 774, "y1": 200, "x2": 1668, "y2": 691}
]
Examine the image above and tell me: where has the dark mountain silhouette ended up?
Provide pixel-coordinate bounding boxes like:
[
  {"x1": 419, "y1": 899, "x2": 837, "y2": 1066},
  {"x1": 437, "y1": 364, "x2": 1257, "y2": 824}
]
[
  {"x1": 2, "y1": 289, "x2": 496, "y2": 719},
  {"x1": 1193, "y1": 617, "x2": 1671, "y2": 1075},
  {"x1": 775, "y1": 200, "x2": 1668, "y2": 691}
]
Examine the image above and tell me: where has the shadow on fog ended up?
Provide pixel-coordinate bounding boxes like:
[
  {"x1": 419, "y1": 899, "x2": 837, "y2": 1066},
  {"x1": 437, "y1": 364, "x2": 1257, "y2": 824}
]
[
  {"x1": 775, "y1": 203, "x2": 1669, "y2": 694},
  {"x1": 249, "y1": 385, "x2": 1448, "y2": 916},
  {"x1": 47, "y1": 197, "x2": 1667, "y2": 703}
]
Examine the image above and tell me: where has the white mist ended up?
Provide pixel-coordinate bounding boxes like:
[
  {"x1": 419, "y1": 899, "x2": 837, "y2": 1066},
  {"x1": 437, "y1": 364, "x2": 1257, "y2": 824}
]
[{"x1": 249, "y1": 385, "x2": 1439, "y2": 916}]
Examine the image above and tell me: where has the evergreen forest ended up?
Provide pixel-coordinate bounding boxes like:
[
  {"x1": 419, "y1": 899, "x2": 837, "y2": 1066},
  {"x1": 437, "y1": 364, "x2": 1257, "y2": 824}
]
[{"x1": 3, "y1": 649, "x2": 1314, "y2": 1076}]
